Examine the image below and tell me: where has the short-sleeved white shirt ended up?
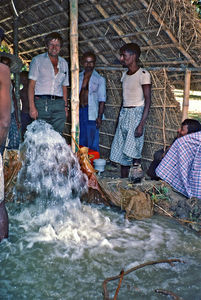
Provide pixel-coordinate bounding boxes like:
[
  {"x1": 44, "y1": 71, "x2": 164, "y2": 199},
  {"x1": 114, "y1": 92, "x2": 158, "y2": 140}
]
[
  {"x1": 121, "y1": 68, "x2": 151, "y2": 107},
  {"x1": 29, "y1": 52, "x2": 69, "y2": 97}
]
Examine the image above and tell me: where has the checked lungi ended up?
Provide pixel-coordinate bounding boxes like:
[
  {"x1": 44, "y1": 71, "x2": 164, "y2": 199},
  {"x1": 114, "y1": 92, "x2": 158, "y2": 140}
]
[
  {"x1": 110, "y1": 106, "x2": 144, "y2": 166},
  {"x1": 156, "y1": 131, "x2": 201, "y2": 199}
]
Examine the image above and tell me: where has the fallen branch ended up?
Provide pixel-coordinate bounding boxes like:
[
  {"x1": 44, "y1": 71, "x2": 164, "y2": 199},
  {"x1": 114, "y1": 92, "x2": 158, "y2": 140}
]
[
  {"x1": 103, "y1": 258, "x2": 184, "y2": 300},
  {"x1": 114, "y1": 270, "x2": 124, "y2": 300},
  {"x1": 154, "y1": 202, "x2": 173, "y2": 218},
  {"x1": 154, "y1": 203, "x2": 201, "y2": 226},
  {"x1": 155, "y1": 289, "x2": 184, "y2": 300}
]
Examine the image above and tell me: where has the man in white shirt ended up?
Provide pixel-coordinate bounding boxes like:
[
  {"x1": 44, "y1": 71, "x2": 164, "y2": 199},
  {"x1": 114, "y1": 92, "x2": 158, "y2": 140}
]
[
  {"x1": 28, "y1": 32, "x2": 69, "y2": 134},
  {"x1": 0, "y1": 28, "x2": 11, "y2": 241},
  {"x1": 110, "y1": 43, "x2": 151, "y2": 180},
  {"x1": 79, "y1": 52, "x2": 106, "y2": 152}
]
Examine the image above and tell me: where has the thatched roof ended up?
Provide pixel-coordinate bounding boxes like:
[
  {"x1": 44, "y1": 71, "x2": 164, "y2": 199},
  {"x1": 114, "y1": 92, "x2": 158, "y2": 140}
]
[
  {"x1": 1, "y1": 0, "x2": 201, "y2": 87},
  {"x1": 1, "y1": 0, "x2": 200, "y2": 165}
]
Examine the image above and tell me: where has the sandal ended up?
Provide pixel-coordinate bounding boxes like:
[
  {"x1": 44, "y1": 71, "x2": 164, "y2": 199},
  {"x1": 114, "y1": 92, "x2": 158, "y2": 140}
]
[{"x1": 129, "y1": 163, "x2": 144, "y2": 183}]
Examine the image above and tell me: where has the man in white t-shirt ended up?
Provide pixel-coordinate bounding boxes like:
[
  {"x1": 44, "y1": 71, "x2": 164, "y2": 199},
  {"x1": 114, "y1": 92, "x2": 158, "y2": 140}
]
[{"x1": 110, "y1": 43, "x2": 151, "y2": 180}]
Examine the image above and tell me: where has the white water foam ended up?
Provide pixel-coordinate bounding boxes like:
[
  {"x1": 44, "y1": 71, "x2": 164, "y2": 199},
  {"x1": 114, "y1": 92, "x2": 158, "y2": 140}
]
[{"x1": 15, "y1": 120, "x2": 88, "y2": 202}]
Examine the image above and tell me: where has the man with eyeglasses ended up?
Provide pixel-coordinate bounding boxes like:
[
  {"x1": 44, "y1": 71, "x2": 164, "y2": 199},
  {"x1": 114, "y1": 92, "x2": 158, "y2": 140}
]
[
  {"x1": 79, "y1": 52, "x2": 106, "y2": 152},
  {"x1": 28, "y1": 32, "x2": 69, "y2": 134}
]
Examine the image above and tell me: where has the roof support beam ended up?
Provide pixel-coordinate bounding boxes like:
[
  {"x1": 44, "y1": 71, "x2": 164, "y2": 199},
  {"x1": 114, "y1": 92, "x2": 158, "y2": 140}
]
[
  {"x1": 78, "y1": 9, "x2": 119, "y2": 61},
  {"x1": 0, "y1": 0, "x2": 50, "y2": 25},
  {"x1": 79, "y1": 28, "x2": 159, "y2": 44},
  {"x1": 139, "y1": 0, "x2": 199, "y2": 67},
  {"x1": 70, "y1": 0, "x2": 79, "y2": 152},
  {"x1": 112, "y1": 0, "x2": 163, "y2": 61},
  {"x1": 13, "y1": 14, "x2": 21, "y2": 141},
  {"x1": 182, "y1": 70, "x2": 191, "y2": 121},
  {"x1": 52, "y1": 0, "x2": 109, "y2": 64},
  {"x1": 89, "y1": 0, "x2": 131, "y2": 43},
  {"x1": 3, "y1": 7, "x2": 145, "y2": 35}
]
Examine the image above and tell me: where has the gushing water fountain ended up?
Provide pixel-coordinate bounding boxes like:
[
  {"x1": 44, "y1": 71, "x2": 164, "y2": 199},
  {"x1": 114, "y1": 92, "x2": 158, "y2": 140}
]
[{"x1": 15, "y1": 120, "x2": 88, "y2": 204}]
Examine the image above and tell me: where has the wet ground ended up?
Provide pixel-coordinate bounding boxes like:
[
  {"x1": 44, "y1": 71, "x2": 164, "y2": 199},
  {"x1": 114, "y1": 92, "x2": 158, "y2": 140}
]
[{"x1": 95, "y1": 161, "x2": 201, "y2": 235}]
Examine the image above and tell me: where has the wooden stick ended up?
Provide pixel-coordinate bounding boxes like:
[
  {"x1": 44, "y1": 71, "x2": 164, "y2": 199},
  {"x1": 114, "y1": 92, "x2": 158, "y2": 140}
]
[
  {"x1": 182, "y1": 69, "x2": 191, "y2": 121},
  {"x1": 103, "y1": 259, "x2": 184, "y2": 300},
  {"x1": 155, "y1": 289, "x2": 184, "y2": 300},
  {"x1": 114, "y1": 270, "x2": 124, "y2": 300},
  {"x1": 70, "y1": 0, "x2": 79, "y2": 153}
]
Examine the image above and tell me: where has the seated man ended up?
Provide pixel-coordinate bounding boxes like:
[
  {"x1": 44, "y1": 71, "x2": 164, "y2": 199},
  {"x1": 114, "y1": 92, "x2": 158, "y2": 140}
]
[
  {"x1": 155, "y1": 130, "x2": 201, "y2": 199},
  {"x1": 147, "y1": 119, "x2": 201, "y2": 180}
]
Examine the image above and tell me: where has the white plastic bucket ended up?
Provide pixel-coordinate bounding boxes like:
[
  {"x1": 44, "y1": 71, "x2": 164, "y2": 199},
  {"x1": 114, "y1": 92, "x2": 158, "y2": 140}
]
[{"x1": 93, "y1": 159, "x2": 106, "y2": 174}]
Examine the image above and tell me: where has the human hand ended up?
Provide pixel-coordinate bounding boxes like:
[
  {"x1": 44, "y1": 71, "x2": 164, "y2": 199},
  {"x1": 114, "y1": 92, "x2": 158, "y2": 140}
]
[
  {"x1": 65, "y1": 106, "x2": 68, "y2": 118},
  {"x1": 96, "y1": 117, "x2": 102, "y2": 129},
  {"x1": 29, "y1": 106, "x2": 38, "y2": 120},
  {"x1": 135, "y1": 123, "x2": 144, "y2": 137}
]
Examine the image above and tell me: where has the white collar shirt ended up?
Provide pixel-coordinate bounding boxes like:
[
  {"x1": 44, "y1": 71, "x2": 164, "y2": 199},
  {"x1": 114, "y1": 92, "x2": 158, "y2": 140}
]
[{"x1": 28, "y1": 52, "x2": 69, "y2": 96}]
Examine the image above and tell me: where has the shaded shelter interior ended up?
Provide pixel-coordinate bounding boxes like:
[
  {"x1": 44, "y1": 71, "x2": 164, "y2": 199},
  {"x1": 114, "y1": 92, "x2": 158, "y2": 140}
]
[{"x1": 1, "y1": 0, "x2": 201, "y2": 168}]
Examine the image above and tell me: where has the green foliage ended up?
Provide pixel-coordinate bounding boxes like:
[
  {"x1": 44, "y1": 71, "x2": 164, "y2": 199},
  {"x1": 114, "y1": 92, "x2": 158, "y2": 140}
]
[
  {"x1": 21, "y1": 64, "x2": 28, "y2": 71},
  {"x1": 188, "y1": 112, "x2": 201, "y2": 123},
  {"x1": 150, "y1": 185, "x2": 170, "y2": 203},
  {"x1": 0, "y1": 44, "x2": 10, "y2": 53},
  {"x1": 192, "y1": 0, "x2": 201, "y2": 17}
]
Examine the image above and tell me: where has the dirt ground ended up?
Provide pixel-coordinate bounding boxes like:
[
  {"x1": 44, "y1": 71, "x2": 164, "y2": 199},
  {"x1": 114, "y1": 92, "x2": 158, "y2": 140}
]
[{"x1": 95, "y1": 161, "x2": 201, "y2": 235}]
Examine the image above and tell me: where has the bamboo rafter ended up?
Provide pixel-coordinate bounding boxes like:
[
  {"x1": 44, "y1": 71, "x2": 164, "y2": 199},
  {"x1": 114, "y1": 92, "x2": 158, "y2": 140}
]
[{"x1": 139, "y1": 0, "x2": 199, "y2": 67}]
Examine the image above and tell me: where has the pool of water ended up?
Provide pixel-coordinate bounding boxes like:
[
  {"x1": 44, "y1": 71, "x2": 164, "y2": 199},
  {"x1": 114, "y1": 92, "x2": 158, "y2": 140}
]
[{"x1": 1, "y1": 200, "x2": 201, "y2": 300}]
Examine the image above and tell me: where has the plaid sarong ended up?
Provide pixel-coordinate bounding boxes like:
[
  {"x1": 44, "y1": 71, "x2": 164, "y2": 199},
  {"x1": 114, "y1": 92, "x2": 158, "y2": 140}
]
[
  {"x1": 156, "y1": 131, "x2": 201, "y2": 199},
  {"x1": 110, "y1": 106, "x2": 144, "y2": 166}
]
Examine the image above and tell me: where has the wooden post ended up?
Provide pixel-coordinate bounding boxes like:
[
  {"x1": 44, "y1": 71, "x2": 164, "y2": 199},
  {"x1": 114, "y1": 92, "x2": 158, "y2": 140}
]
[
  {"x1": 182, "y1": 69, "x2": 191, "y2": 121},
  {"x1": 13, "y1": 15, "x2": 21, "y2": 141},
  {"x1": 70, "y1": 0, "x2": 79, "y2": 153}
]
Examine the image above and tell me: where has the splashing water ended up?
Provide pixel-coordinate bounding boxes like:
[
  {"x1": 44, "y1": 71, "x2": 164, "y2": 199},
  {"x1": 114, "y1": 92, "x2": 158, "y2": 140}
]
[
  {"x1": 14, "y1": 120, "x2": 88, "y2": 203},
  {"x1": 1, "y1": 120, "x2": 201, "y2": 299}
]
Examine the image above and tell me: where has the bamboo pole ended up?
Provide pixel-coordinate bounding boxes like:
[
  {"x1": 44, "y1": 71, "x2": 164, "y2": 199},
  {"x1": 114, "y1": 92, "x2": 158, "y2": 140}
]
[
  {"x1": 13, "y1": 15, "x2": 21, "y2": 142},
  {"x1": 182, "y1": 69, "x2": 191, "y2": 121},
  {"x1": 70, "y1": 0, "x2": 79, "y2": 153}
]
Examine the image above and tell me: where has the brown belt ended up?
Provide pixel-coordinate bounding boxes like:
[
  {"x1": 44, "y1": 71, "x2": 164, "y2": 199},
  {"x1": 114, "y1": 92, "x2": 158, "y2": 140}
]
[{"x1": 35, "y1": 95, "x2": 63, "y2": 100}]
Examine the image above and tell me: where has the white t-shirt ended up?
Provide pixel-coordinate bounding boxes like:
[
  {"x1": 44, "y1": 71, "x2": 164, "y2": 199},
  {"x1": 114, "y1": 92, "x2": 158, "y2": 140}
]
[{"x1": 121, "y1": 68, "x2": 151, "y2": 107}]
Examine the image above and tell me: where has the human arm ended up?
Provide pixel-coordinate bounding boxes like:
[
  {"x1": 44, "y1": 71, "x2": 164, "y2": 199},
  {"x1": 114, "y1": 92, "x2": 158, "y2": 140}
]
[
  {"x1": 96, "y1": 102, "x2": 105, "y2": 128},
  {"x1": 28, "y1": 79, "x2": 38, "y2": 119},
  {"x1": 96, "y1": 76, "x2": 106, "y2": 128},
  {"x1": 63, "y1": 85, "x2": 68, "y2": 118},
  {"x1": 135, "y1": 84, "x2": 151, "y2": 137},
  {"x1": 0, "y1": 64, "x2": 11, "y2": 146}
]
